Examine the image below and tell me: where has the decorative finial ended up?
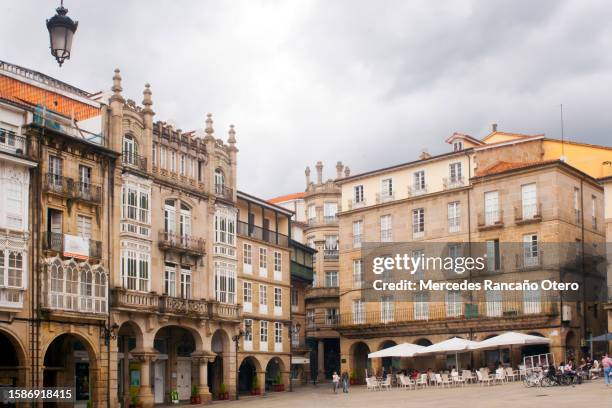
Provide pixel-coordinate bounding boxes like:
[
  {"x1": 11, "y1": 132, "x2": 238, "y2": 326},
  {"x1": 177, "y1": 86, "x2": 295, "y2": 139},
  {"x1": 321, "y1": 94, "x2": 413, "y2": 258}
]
[
  {"x1": 344, "y1": 166, "x2": 350, "y2": 177},
  {"x1": 205, "y1": 113, "x2": 214, "y2": 135},
  {"x1": 228, "y1": 124, "x2": 236, "y2": 145},
  {"x1": 142, "y1": 83, "x2": 153, "y2": 108},
  {"x1": 112, "y1": 68, "x2": 122, "y2": 95}
]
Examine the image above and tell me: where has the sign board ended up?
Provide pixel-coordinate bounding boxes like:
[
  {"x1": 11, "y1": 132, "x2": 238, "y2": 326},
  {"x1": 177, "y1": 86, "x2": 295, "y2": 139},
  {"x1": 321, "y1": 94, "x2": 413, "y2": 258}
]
[{"x1": 64, "y1": 234, "x2": 89, "y2": 259}]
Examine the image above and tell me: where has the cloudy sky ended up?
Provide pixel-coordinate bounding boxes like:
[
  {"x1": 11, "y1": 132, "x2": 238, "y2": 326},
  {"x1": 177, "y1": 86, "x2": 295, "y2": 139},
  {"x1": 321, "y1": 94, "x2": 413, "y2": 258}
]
[{"x1": 3, "y1": 0, "x2": 612, "y2": 197}]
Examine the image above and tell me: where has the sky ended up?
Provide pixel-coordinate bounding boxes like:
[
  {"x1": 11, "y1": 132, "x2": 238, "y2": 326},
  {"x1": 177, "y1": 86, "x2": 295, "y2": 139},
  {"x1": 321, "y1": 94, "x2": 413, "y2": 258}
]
[{"x1": 2, "y1": 0, "x2": 612, "y2": 198}]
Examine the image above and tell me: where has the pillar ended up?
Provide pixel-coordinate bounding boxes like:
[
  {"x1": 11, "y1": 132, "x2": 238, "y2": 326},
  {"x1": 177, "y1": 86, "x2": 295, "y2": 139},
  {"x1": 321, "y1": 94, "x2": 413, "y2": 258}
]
[
  {"x1": 122, "y1": 337, "x2": 131, "y2": 408},
  {"x1": 132, "y1": 351, "x2": 156, "y2": 408},
  {"x1": 198, "y1": 358, "x2": 212, "y2": 404},
  {"x1": 281, "y1": 371, "x2": 290, "y2": 390},
  {"x1": 317, "y1": 340, "x2": 325, "y2": 380},
  {"x1": 256, "y1": 371, "x2": 266, "y2": 394}
]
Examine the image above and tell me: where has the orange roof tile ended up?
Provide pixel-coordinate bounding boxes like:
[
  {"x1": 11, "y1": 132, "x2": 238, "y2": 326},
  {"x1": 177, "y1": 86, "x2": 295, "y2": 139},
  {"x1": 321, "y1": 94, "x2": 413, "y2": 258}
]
[{"x1": 268, "y1": 192, "x2": 305, "y2": 204}]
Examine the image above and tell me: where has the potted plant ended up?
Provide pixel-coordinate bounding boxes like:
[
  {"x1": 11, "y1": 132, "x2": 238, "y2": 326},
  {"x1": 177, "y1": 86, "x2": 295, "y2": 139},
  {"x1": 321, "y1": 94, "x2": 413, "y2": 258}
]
[
  {"x1": 273, "y1": 374, "x2": 284, "y2": 392},
  {"x1": 349, "y1": 370, "x2": 358, "y2": 385},
  {"x1": 129, "y1": 395, "x2": 142, "y2": 408},
  {"x1": 191, "y1": 384, "x2": 202, "y2": 404},
  {"x1": 251, "y1": 376, "x2": 261, "y2": 395},
  {"x1": 170, "y1": 389, "x2": 180, "y2": 404},
  {"x1": 219, "y1": 383, "x2": 229, "y2": 400}
]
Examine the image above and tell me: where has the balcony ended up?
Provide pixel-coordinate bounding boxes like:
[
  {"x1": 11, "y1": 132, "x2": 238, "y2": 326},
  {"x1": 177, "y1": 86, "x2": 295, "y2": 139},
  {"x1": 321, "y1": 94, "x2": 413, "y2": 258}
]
[
  {"x1": 347, "y1": 199, "x2": 366, "y2": 210},
  {"x1": 0, "y1": 287, "x2": 24, "y2": 309},
  {"x1": 304, "y1": 286, "x2": 339, "y2": 300},
  {"x1": 214, "y1": 184, "x2": 233, "y2": 201},
  {"x1": 306, "y1": 312, "x2": 339, "y2": 332},
  {"x1": 43, "y1": 174, "x2": 102, "y2": 205},
  {"x1": 111, "y1": 288, "x2": 159, "y2": 312},
  {"x1": 158, "y1": 230, "x2": 205, "y2": 257},
  {"x1": 209, "y1": 301, "x2": 242, "y2": 322},
  {"x1": 323, "y1": 249, "x2": 339, "y2": 260},
  {"x1": 514, "y1": 203, "x2": 542, "y2": 225},
  {"x1": 443, "y1": 177, "x2": 465, "y2": 190},
  {"x1": 43, "y1": 231, "x2": 102, "y2": 260},
  {"x1": 74, "y1": 181, "x2": 102, "y2": 204},
  {"x1": 0, "y1": 130, "x2": 29, "y2": 158},
  {"x1": 307, "y1": 215, "x2": 338, "y2": 228},
  {"x1": 122, "y1": 150, "x2": 147, "y2": 172},
  {"x1": 338, "y1": 299, "x2": 559, "y2": 328},
  {"x1": 477, "y1": 210, "x2": 504, "y2": 230},
  {"x1": 376, "y1": 192, "x2": 395, "y2": 204},
  {"x1": 159, "y1": 295, "x2": 209, "y2": 315},
  {"x1": 407, "y1": 185, "x2": 428, "y2": 197},
  {"x1": 237, "y1": 221, "x2": 289, "y2": 247}
]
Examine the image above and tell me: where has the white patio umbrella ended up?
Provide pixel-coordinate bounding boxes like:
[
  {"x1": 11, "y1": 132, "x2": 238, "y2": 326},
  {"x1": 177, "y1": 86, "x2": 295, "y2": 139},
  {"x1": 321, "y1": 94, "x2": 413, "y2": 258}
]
[
  {"x1": 468, "y1": 332, "x2": 551, "y2": 368},
  {"x1": 414, "y1": 337, "x2": 480, "y2": 370},
  {"x1": 368, "y1": 342, "x2": 426, "y2": 358}
]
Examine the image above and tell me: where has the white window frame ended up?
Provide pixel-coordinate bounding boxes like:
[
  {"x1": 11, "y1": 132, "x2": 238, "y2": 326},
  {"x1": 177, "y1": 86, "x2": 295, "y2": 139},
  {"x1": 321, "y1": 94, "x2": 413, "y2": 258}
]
[
  {"x1": 243, "y1": 319, "x2": 253, "y2": 350},
  {"x1": 448, "y1": 201, "x2": 461, "y2": 233},
  {"x1": 243, "y1": 243, "x2": 252, "y2": 274},
  {"x1": 353, "y1": 259, "x2": 362, "y2": 289},
  {"x1": 352, "y1": 300, "x2": 364, "y2": 324},
  {"x1": 274, "y1": 287, "x2": 282, "y2": 316},
  {"x1": 120, "y1": 241, "x2": 150, "y2": 292},
  {"x1": 260, "y1": 320, "x2": 268, "y2": 351},
  {"x1": 484, "y1": 191, "x2": 500, "y2": 225},
  {"x1": 381, "y1": 296, "x2": 394, "y2": 323},
  {"x1": 414, "y1": 292, "x2": 429, "y2": 320},
  {"x1": 412, "y1": 208, "x2": 424, "y2": 238},
  {"x1": 380, "y1": 214, "x2": 392, "y2": 242},
  {"x1": 259, "y1": 247, "x2": 268, "y2": 277},
  {"x1": 273, "y1": 251, "x2": 282, "y2": 281},
  {"x1": 353, "y1": 220, "x2": 363, "y2": 248},
  {"x1": 243, "y1": 281, "x2": 252, "y2": 312},
  {"x1": 521, "y1": 183, "x2": 537, "y2": 219},
  {"x1": 214, "y1": 260, "x2": 236, "y2": 304},
  {"x1": 259, "y1": 284, "x2": 268, "y2": 313},
  {"x1": 446, "y1": 290, "x2": 462, "y2": 317},
  {"x1": 353, "y1": 185, "x2": 364, "y2": 204}
]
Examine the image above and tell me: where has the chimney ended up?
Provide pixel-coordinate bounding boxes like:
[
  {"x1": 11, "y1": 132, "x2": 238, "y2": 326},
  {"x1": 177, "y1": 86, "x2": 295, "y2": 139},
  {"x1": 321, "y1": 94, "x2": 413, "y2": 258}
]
[
  {"x1": 305, "y1": 166, "x2": 311, "y2": 188},
  {"x1": 336, "y1": 161, "x2": 344, "y2": 179},
  {"x1": 316, "y1": 161, "x2": 323, "y2": 184},
  {"x1": 419, "y1": 149, "x2": 431, "y2": 160},
  {"x1": 344, "y1": 166, "x2": 350, "y2": 177},
  {"x1": 492, "y1": 123, "x2": 498, "y2": 132}
]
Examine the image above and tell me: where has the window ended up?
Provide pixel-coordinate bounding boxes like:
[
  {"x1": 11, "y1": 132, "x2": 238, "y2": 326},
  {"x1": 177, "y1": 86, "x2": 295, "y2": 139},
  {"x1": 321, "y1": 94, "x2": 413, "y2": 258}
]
[
  {"x1": 164, "y1": 200, "x2": 176, "y2": 234},
  {"x1": 381, "y1": 296, "x2": 394, "y2": 323},
  {"x1": 449, "y1": 162, "x2": 462, "y2": 183},
  {"x1": 291, "y1": 322, "x2": 300, "y2": 346},
  {"x1": 243, "y1": 281, "x2": 252, "y2": 304},
  {"x1": 486, "y1": 239, "x2": 500, "y2": 271},
  {"x1": 122, "y1": 135, "x2": 138, "y2": 165},
  {"x1": 381, "y1": 178, "x2": 393, "y2": 198},
  {"x1": 412, "y1": 208, "x2": 424, "y2": 238},
  {"x1": 448, "y1": 244, "x2": 462, "y2": 273},
  {"x1": 412, "y1": 250, "x2": 424, "y2": 280},
  {"x1": 121, "y1": 182, "x2": 150, "y2": 225},
  {"x1": 2, "y1": 251, "x2": 23, "y2": 288},
  {"x1": 521, "y1": 183, "x2": 537, "y2": 219},
  {"x1": 380, "y1": 215, "x2": 392, "y2": 242},
  {"x1": 244, "y1": 319, "x2": 253, "y2": 341},
  {"x1": 325, "y1": 271, "x2": 338, "y2": 287},
  {"x1": 486, "y1": 291, "x2": 502, "y2": 317},
  {"x1": 353, "y1": 259, "x2": 362, "y2": 288},
  {"x1": 353, "y1": 220, "x2": 363, "y2": 248},
  {"x1": 324, "y1": 202, "x2": 337, "y2": 221},
  {"x1": 164, "y1": 262, "x2": 177, "y2": 297},
  {"x1": 5, "y1": 181, "x2": 23, "y2": 229},
  {"x1": 291, "y1": 288, "x2": 298, "y2": 307},
  {"x1": 274, "y1": 322, "x2": 283, "y2": 350},
  {"x1": 446, "y1": 290, "x2": 462, "y2": 317},
  {"x1": 260, "y1": 321, "x2": 268, "y2": 350},
  {"x1": 273, "y1": 251, "x2": 282, "y2": 279},
  {"x1": 325, "y1": 308, "x2": 338, "y2": 325},
  {"x1": 306, "y1": 310, "x2": 315, "y2": 326},
  {"x1": 523, "y1": 234, "x2": 539, "y2": 267},
  {"x1": 180, "y1": 266, "x2": 191, "y2": 299},
  {"x1": 170, "y1": 150, "x2": 176, "y2": 172},
  {"x1": 259, "y1": 247, "x2": 268, "y2": 276},
  {"x1": 307, "y1": 205, "x2": 316, "y2": 222},
  {"x1": 243, "y1": 243, "x2": 252, "y2": 273},
  {"x1": 160, "y1": 146, "x2": 167, "y2": 169},
  {"x1": 353, "y1": 185, "x2": 364, "y2": 204},
  {"x1": 573, "y1": 187, "x2": 581, "y2": 224},
  {"x1": 414, "y1": 293, "x2": 429, "y2": 320},
  {"x1": 274, "y1": 287, "x2": 282, "y2": 315},
  {"x1": 259, "y1": 284, "x2": 268, "y2": 308},
  {"x1": 77, "y1": 215, "x2": 92, "y2": 239},
  {"x1": 78, "y1": 165, "x2": 92, "y2": 197},
  {"x1": 413, "y1": 171, "x2": 425, "y2": 192},
  {"x1": 352, "y1": 300, "x2": 364, "y2": 324},
  {"x1": 180, "y1": 154, "x2": 186, "y2": 176},
  {"x1": 214, "y1": 169, "x2": 225, "y2": 194},
  {"x1": 214, "y1": 206, "x2": 236, "y2": 246},
  {"x1": 179, "y1": 203, "x2": 191, "y2": 241},
  {"x1": 214, "y1": 260, "x2": 236, "y2": 303},
  {"x1": 79, "y1": 265, "x2": 93, "y2": 312},
  {"x1": 484, "y1": 191, "x2": 499, "y2": 225},
  {"x1": 523, "y1": 287, "x2": 541, "y2": 314},
  {"x1": 93, "y1": 267, "x2": 107, "y2": 313},
  {"x1": 48, "y1": 155, "x2": 63, "y2": 191},
  {"x1": 591, "y1": 195, "x2": 597, "y2": 229},
  {"x1": 453, "y1": 140, "x2": 463, "y2": 151},
  {"x1": 448, "y1": 201, "x2": 460, "y2": 232},
  {"x1": 121, "y1": 242, "x2": 150, "y2": 292}
]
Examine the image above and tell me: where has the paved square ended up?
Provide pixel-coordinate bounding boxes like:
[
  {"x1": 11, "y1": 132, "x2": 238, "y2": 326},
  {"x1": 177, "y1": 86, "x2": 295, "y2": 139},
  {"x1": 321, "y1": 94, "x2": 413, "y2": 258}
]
[{"x1": 210, "y1": 380, "x2": 611, "y2": 408}]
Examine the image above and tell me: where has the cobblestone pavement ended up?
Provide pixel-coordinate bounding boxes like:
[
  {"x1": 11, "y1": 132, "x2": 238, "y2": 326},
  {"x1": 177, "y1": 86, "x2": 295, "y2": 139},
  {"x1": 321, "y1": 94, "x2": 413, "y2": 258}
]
[{"x1": 197, "y1": 379, "x2": 611, "y2": 408}]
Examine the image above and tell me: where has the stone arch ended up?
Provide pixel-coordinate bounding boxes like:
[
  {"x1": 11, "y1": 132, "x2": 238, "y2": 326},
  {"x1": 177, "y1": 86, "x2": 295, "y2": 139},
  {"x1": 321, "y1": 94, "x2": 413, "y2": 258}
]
[
  {"x1": 155, "y1": 323, "x2": 204, "y2": 352},
  {"x1": 414, "y1": 338, "x2": 433, "y2": 346},
  {"x1": 522, "y1": 332, "x2": 550, "y2": 359},
  {"x1": 238, "y1": 356, "x2": 263, "y2": 395},
  {"x1": 349, "y1": 341, "x2": 371, "y2": 382},
  {"x1": 265, "y1": 357, "x2": 286, "y2": 391},
  {"x1": 209, "y1": 329, "x2": 232, "y2": 399},
  {"x1": 377, "y1": 340, "x2": 398, "y2": 374},
  {"x1": 42, "y1": 332, "x2": 99, "y2": 406},
  {"x1": 0, "y1": 327, "x2": 27, "y2": 387}
]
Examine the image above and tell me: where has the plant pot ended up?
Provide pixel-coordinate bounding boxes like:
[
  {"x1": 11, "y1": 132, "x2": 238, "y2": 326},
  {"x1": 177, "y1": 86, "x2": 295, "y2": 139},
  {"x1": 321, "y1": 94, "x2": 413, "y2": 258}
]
[{"x1": 191, "y1": 396, "x2": 202, "y2": 404}]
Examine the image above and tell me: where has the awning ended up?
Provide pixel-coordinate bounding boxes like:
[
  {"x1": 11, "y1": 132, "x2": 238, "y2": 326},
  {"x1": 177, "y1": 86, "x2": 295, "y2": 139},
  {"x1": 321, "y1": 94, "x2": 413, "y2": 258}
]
[
  {"x1": 415, "y1": 337, "x2": 479, "y2": 355},
  {"x1": 291, "y1": 356, "x2": 310, "y2": 365},
  {"x1": 368, "y1": 343, "x2": 425, "y2": 358},
  {"x1": 469, "y1": 332, "x2": 550, "y2": 350}
]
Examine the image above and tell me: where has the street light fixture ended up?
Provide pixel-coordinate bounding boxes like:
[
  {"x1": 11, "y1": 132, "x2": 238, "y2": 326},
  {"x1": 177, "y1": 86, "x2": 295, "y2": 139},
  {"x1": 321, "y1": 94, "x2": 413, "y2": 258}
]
[
  {"x1": 232, "y1": 323, "x2": 251, "y2": 400},
  {"x1": 288, "y1": 322, "x2": 301, "y2": 392},
  {"x1": 46, "y1": 0, "x2": 78, "y2": 67}
]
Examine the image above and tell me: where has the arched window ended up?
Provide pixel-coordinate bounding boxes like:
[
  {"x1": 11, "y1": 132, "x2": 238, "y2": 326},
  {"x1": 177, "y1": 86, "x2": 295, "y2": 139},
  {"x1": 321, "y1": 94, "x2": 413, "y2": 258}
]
[
  {"x1": 49, "y1": 259, "x2": 64, "y2": 309},
  {"x1": 65, "y1": 261, "x2": 79, "y2": 311},
  {"x1": 122, "y1": 134, "x2": 138, "y2": 165},
  {"x1": 80, "y1": 264, "x2": 93, "y2": 312},
  {"x1": 214, "y1": 169, "x2": 225, "y2": 194},
  {"x1": 94, "y1": 267, "x2": 107, "y2": 313}
]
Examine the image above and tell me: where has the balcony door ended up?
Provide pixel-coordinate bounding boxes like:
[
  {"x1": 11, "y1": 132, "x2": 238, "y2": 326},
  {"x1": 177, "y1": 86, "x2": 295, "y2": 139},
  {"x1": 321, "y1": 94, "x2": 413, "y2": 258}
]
[
  {"x1": 521, "y1": 183, "x2": 537, "y2": 219},
  {"x1": 179, "y1": 203, "x2": 191, "y2": 245},
  {"x1": 164, "y1": 200, "x2": 176, "y2": 241},
  {"x1": 49, "y1": 155, "x2": 63, "y2": 190},
  {"x1": 484, "y1": 191, "x2": 499, "y2": 225},
  {"x1": 123, "y1": 135, "x2": 137, "y2": 164}
]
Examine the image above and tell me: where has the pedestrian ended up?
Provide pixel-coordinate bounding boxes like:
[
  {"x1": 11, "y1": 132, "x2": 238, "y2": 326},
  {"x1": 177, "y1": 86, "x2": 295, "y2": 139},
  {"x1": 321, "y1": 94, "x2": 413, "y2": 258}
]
[
  {"x1": 602, "y1": 353, "x2": 612, "y2": 387},
  {"x1": 341, "y1": 371, "x2": 349, "y2": 393},
  {"x1": 332, "y1": 371, "x2": 340, "y2": 393}
]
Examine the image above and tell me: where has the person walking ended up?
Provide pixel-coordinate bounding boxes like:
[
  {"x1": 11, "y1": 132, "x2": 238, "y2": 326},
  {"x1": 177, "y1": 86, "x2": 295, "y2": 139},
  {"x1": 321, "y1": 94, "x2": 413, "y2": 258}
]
[
  {"x1": 332, "y1": 371, "x2": 340, "y2": 394},
  {"x1": 341, "y1": 371, "x2": 349, "y2": 393},
  {"x1": 602, "y1": 353, "x2": 612, "y2": 387}
]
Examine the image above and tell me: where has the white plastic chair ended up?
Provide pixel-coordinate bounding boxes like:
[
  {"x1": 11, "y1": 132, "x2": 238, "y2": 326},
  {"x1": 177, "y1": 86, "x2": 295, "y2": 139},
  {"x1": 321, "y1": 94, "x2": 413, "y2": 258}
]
[
  {"x1": 518, "y1": 365, "x2": 527, "y2": 379},
  {"x1": 451, "y1": 371, "x2": 465, "y2": 387},
  {"x1": 495, "y1": 368, "x2": 506, "y2": 384},
  {"x1": 461, "y1": 370, "x2": 474, "y2": 383},
  {"x1": 505, "y1": 367, "x2": 517, "y2": 381},
  {"x1": 476, "y1": 370, "x2": 493, "y2": 386},
  {"x1": 400, "y1": 375, "x2": 415, "y2": 390},
  {"x1": 416, "y1": 373, "x2": 428, "y2": 388},
  {"x1": 366, "y1": 376, "x2": 380, "y2": 391},
  {"x1": 380, "y1": 375, "x2": 391, "y2": 390},
  {"x1": 441, "y1": 373, "x2": 453, "y2": 388}
]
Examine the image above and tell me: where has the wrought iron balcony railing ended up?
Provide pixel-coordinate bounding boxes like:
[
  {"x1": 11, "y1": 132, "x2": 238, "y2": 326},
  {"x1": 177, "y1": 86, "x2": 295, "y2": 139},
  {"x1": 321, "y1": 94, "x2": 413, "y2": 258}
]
[
  {"x1": 44, "y1": 174, "x2": 102, "y2": 205},
  {"x1": 443, "y1": 177, "x2": 465, "y2": 190},
  {"x1": 43, "y1": 231, "x2": 102, "y2": 259},
  {"x1": 214, "y1": 184, "x2": 233, "y2": 200},
  {"x1": 323, "y1": 249, "x2": 339, "y2": 260},
  {"x1": 0, "y1": 129, "x2": 29, "y2": 157},
  {"x1": 477, "y1": 209, "x2": 504, "y2": 229},
  {"x1": 158, "y1": 230, "x2": 205, "y2": 256},
  {"x1": 514, "y1": 203, "x2": 542, "y2": 223},
  {"x1": 74, "y1": 181, "x2": 102, "y2": 204},
  {"x1": 122, "y1": 150, "x2": 147, "y2": 171}
]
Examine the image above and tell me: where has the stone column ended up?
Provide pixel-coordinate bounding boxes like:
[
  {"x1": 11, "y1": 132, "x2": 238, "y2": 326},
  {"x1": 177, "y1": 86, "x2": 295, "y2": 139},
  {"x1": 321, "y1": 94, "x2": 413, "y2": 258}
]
[
  {"x1": 257, "y1": 371, "x2": 266, "y2": 394},
  {"x1": 192, "y1": 351, "x2": 215, "y2": 404},
  {"x1": 122, "y1": 337, "x2": 131, "y2": 408},
  {"x1": 317, "y1": 340, "x2": 325, "y2": 380},
  {"x1": 132, "y1": 350, "x2": 157, "y2": 408}
]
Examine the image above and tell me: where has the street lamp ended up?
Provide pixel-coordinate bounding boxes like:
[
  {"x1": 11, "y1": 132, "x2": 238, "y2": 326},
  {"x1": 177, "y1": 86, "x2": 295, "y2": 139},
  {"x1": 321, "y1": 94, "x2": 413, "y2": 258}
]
[
  {"x1": 232, "y1": 323, "x2": 251, "y2": 400},
  {"x1": 46, "y1": 0, "x2": 78, "y2": 67},
  {"x1": 288, "y1": 322, "x2": 301, "y2": 392}
]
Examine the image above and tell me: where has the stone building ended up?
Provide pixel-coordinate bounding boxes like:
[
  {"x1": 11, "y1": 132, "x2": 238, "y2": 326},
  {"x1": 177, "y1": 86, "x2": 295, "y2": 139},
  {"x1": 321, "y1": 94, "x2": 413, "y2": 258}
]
[{"x1": 336, "y1": 128, "x2": 609, "y2": 381}]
